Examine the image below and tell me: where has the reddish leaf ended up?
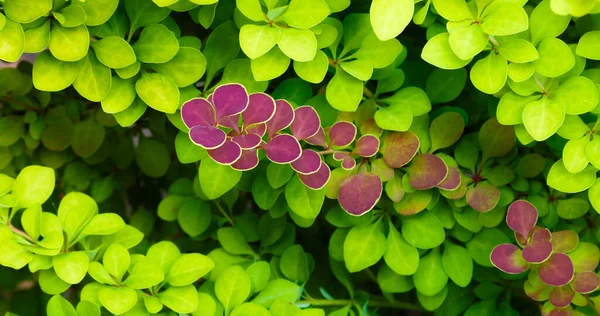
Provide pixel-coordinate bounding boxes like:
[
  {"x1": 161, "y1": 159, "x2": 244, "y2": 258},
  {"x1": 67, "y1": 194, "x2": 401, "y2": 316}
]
[
  {"x1": 551, "y1": 231, "x2": 579, "y2": 254},
  {"x1": 299, "y1": 161, "x2": 330, "y2": 190},
  {"x1": 407, "y1": 154, "x2": 448, "y2": 190},
  {"x1": 207, "y1": 140, "x2": 242, "y2": 165},
  {"x1": 291, "y1": 149, "x2": 322, "y2": 175},
  {"x1": 354, "y1": 135, "x2": 380, "y2": 157},
  {"x1": 516, "y1": 232, "x2": 528, "y2": 248},
  {"x1": 539, "y1": 253, "x2": 574, "y2": 287},
  {"x1": 305, "y1": 127, "x2": 327, "y2": 148},
  {"x1": 243, "y1": 92, "x2": 276, "y2": 127},
  {"x1": 532, "y1": 227, "x2": 552, "y2": 242},
  {"x1": 490, "y1": 243, "x2": 529, "y2": 274},
  {"x1": 341, "y1": 156, "x2": 356, "y2": 170},
  {"x1": 360, "y1": 117, "x2": 383, "y2": 136},
  {"x1": 466, "y1": 182, "x2": 500, "y2": 212},
  {"x1": 506, "y1": 200, "x2": 538, "y2": 238},
  {"x1": 212, "y1": 83, "x2": 249, "y2": 118},
  {"x1": 231, "y1": 149, "x2": 259, "y2": 171},
  {"x1": 333, "y1": 151, "x2": 349, "y2": 161},
  {"x1": 542, "y1": 302, "x2": 573, "y2": 316},
  {"x1": 549, "y1": 286, "x2": 574, "y2": 308},
  {"x1": 436, "y1": 166, "x2": 461, "y2": 191},
  {"x1": 266, "y1": 100, "x2": 295, "y2": 138},
  {"x1": 329, "y1": 121, "x2": 357, "y2": 147},
  {"x1": 291, "y1": 106, "x2": 321, "y2": 140},
  {"x1": 571, "y1": 271, "x2": 600, "y2": 294},
  {"x1": 181, "y1": 98, "x2": 216, "y2": 128},
  {"x1": 522, "y1": 241, "x2": 553, "y2": 263},
  {"x1": 338, "y1": 173, "x2": 383, "y2": 216},
  {"x1": 246, "y1": 123, "x2": 266, "y2": 136},
  {"x1": 380, "y1": 131, "x2": 420, "y2": 168},
  {"x1": 189, "y1": 125, "x2": 227, "y2": 149},
  {"x1": 231, "y1": 133, "x2": 262, "y2": 149},
  {"x1": 218, "y1": 114, "x2": 241, "y2": 133},
  {"x1": 264, "y1": 134, "x2": 302, "y2": 164}
]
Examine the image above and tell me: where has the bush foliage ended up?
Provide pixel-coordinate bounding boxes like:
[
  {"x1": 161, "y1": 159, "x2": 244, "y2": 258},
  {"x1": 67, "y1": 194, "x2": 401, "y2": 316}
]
[{"x1": 1, "y1": 0, "x2": 600, "y2": 315}]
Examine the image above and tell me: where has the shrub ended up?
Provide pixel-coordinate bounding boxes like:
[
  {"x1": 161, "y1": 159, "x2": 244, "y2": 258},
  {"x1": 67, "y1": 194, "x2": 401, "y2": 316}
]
[{"x1": 1, "y1": 0, "x2": 600, "y2": 315}]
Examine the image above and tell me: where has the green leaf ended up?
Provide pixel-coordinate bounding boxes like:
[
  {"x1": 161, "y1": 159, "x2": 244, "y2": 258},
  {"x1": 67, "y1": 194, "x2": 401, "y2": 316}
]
[
  {"x1": 33, "y1": 51, "x2": 80, "y2": 92},
  {"x1": 203, "y1": 21, "x2": 240, "y2": 84},
  {"x1": 252, "y1": 278, "x2": 300, "y2": 307},
  {"x1": 293, "y1": 50, "x2": 329, "y2": 84},
  {"x1": 429, "y1": 112, "x2": 465, "y2": 152},
  {"x1": 53, "y1": 5, "x2": 88, "y2": 28},
  {"x1": 402, "y1": 211, "x2": 445, "y2": 249},
  {"x1": 377, "y1": 263, "x2": 414, "y2": 293},
  {"x1": 340, "y1": 59, "x2": 373, "y2": 81},
  {"x1": 132, "y1": 24, "x2": 179, "y2": 64},
  {"x1": 154, "y1": 47, "x2": 207, "y2": 87},
  {"x1": 124, "y1": 258, "x2": 165, "y2": 289},
  {"x1": 103, "y1": 243, "x2": 130, "y2": 282},
  {"x1": 374, "y1": 103, "x2": 412, "y2": 131},
  {"x1": 343, "y1": 222, "x2": 387, "y2": 272},
  {"x1": 215, "y1": 265, "x2": 252, "y2": 313},
  {"x1": 91, "y1": 36, "x2": 137, "y2": 69},
  {"x1": 126, "y1": 0, "x2": 171, "y2": 32},
  {"x1": 413, "y1": 248, "x2": 448, "y2": 296},
  {"x1": 114, "y1": 98, "x2": 147, "y2": 127},
  {"x1": 72, "y1": 120, "x2": 105, "y2": 158},
  {"x1": 0, "y1": 18, "x2": 25, "y2": 62},
  {"x1": 589, "y1": 180, "x2": 600, "y2": 214},
  {"x1": 379, "y1": 87, "x2": 431, "y2": 116},
  {"x1": 232, "y1": 303, "x2": 271, "y2": 316},
  {"x1": 480, "y1": 2, "x2": 528, "y2": 36},
  {"x1": 158, "y1": 285, "x2": 199, "y2": 314},
  {"x1": 522, "y1": 96, "x2": 565, "y2": 141},
  {"x1": 550, "y1": 0, "x2": 596, "y2": 17},
  {"x1": 23, "y1": 20, "x2": 51, "y2": 53},
  {"x1": 529, "y1": 0, "x2": 571, "y2": 46},
  {"x1": 479, "y1": 117, "x2": 516, "y2": 161},
  {"x1": 73, "y1": 51, "x2": 112, "y2": 102},
  {"x1": 417, "y1": 285, "x2": 449, "y2": 311},
  {"x1": 588, "y1": 137, "x2": 600, "y2": 169},
  {"x1": 431, "y1": 0, "x2": 474, "y2": 21},
  {"x1": 507, "y1": 63, "x2": 535, "y2": 82},
  {"x1": 547, "y1": 160, "x2": 598, "y2": 194},
  {"x1": 496, "y1": 39, "x2": 539, "y2": 63},
  {"x1": 76, "y1": 301, "x2": 100, "y2": 316},
  {"x1": 326, "y1": 67, "x2": 363, "y2": 112},
  {"x1": 563, "y1": 136, "x2": 590, "y2": 174},
  {"x1": 469, "y1": 52, "x2": 507, "y2": 94},
  {"x1": 46, "y1": 294, "x2": 77, "y2": 316},
  {"x1": 98, "y1": 286, "x2": 138, "y2": 315},
  {"x1": 250, "y1": 46, "x2": 290, "y2": 81},
  {"x1": 277, "y1": 28, "x2": 317, "y2": 62},
  {"x1": 285, "y1": 175, "x2": 325, "y2": 219},
  {"x1": 466, "y1": 228, "x2": 510, "y2": 267},
  {"x1": 497, "y1": 93, "x2": 539, "y2": 125},
  {"x1": 532, "y1": 38, "x2": 575, "y2": 78},
  {"x1": 556, "y1": 76, "x2": 599, "y2": 115},
  {"x1": 199, "y1": 157, "x2": 242, "y2": 199},
  {"x1": 280, "y1": 245, "x2": 310, "y2": 283},
  {"x1": 370, "y1": 0, "x2": 413, "y2": 41},
  {"x1": 49, "y1": 23, "x2": 89, "y2": 62},
  {"x1": 101, "y1": 77, "x2": 137, "y2": 114},
  {"x1": 4, "y1": 0, "x2": 52, "y2": 23},
  {"x1": 448, "y1": 23, "x2": 489, "y2": 61},
  {"x1": 384, "y1": 224, "x2": 419, "y2": 275},
  {"x1": 576, "y1": 30, "x2": 600, "y2": 60},
  {"x1": 422, "y1": 33, "x2": 472, "y2": 70},
  {"x1": 13, "y1": 165, "x2": 55, "y2": 209},
  {"x1": 175, "y1": 132, "x2": 207, "y2": 163},
  {"x1": 353, "y1": 34, "x2": 402, "y2": 69},
  {"x1": 0, "y1": 237, "x2": 33, "y2": 269},
  {"x1": 115, "y1": 61, "x2": 140, "y2": 79},
  {"x1": 167, "y1": 253, "x2": 214, "y2": 286},
  {"x1": 442, "y1": 243, "x2": 473, "y2": 287},
  {"x1": 219, "y1": 59, "x2": 269, "y2": 93},
  {"x1": 53, "y1": 251, "x2": 90, "y2": 284},
  {"x1": 218, "y1": 227, "x2": 256, "y2": 256},
  {"x1": 280, "y1": 0, "x2": 330, "y2": 29},
  {"x1": 135, "y1": 138, "x2": 171, "y2": 177},
  {"x1": 21, "y1": 205, "x2": 42, "y2": 241},
  {"x1": 236, "y1": 0, "x2": 266, "y2": 21},
  {"x1": 73, "y1": 0, "x2": 119, "y2": 26},
  {"x1": 135, "y1": 72, "x2": 180, "y2": 114},
  {"x1": 239, "y1": 24, "x2": 280, "y2": 60},
  {"x1": 247, "y1": 261, "x2": 271, "y2": 293}
]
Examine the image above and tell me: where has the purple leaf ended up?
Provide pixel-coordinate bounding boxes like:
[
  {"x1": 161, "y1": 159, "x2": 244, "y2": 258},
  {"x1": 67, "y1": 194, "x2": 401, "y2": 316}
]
[
  {"x1": 539, "y1": 253, "x2": 574, "y2": 287},
  {"x1": 181, "y1": 98, "x2": 216, "y2": 128},
  {"x1": 218, "y1": 114, "x2": 241, "y2": 134},
  {"x1": 231, "y1": 149, "x2": 259, "y2": 171},
  {"x1": 212, "y1": 83, "x2": 249, "y2": 118},
  {"x1": 299, "y1": 162, "x2": 330, "y2": 190},
  {"x1": 189, "y1": 125, "x2": 227, "y2": 149},
  {"x1": 246, "y1": 123, "x2": 266, "y2": 137},
  {"x1": 380, "y1": 131, "x2": 420, "y2": 168},
  {"x1": 329, "y1": 121, "x2": 357, "y2": 147},
  {"x1": 291, "y1": 149, "x2": 322, "y2": 175},
  {"x1": 305, "y1": 127, "x2": 327, "y2": 148},
  {"x1": 506, "y1": 200, "x2": 538, "y2": 238},
  {"x1": 333, "y1": 151, "x2": 349, "y2": 161},
  {"x1": 341, "y1": 156, "x2": 356, "y2": 170},
  {"x1": 407, "y1": 154, "x2": 448, "y2": 190},
  {"x1": 231, "y1": 133, "x2": 262, "y2": 149},
  {"x1": 207, "y1": 140, "x2": 242, "y2": 165},
  {"x1": 436, "y1": 166, "x2": 461, "y2": 191},
  {"x1": 549, "y1": 287, "x2": 574, "y2": 309},
  {"x1": 551, "y1": 231, "x2": 579, "y2": 254},
  {"x1": 266, "y1": 100, "x2": 295, "y2": 138},
  {"x1": 571, "y1": 271, "x2": 600, "y2": 294},
  {"x1": 243, "y1": 93, "x2": 276, "y2": 127},
  {"x1": 354, "y1": 135, "x2": 380, "y2": 157},
  {"x1": 532, "y1": 227, "x2": 552, "y2": 242},
  {"x1": 291, "y1": 106, "x2": 321, "y2": 140},
  {"x1": 466, "y1": 181, "x2": 500, "y2": 212},
  {"x1": 490, "y1": 243, "x2": 529, "y2": 274},
  {"x1": 338, "y1": 173, "x2": 383, "y2": 216},
  {"x1": 264, "y1": 134, "x2": 302, "y2": 164},
  {"x1": 522, "y1": 241, "x2": 553, "y2": 263}
]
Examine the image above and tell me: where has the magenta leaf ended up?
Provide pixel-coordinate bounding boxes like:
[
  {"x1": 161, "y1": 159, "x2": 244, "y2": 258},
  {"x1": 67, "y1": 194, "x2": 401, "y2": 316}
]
[
  {"x1": 341, "y1": 156, "x2": 356, "y2": 170},
  {"x1": 305, "y1": 127, "x2": 327, "y2": 148},
  {"x1": 407, "y1": 153, "x2": 448, "y2": 190},
  {"x1": 333, "y1": 151, "x2": 349, "y2": 161},
  {"x1": 212, "y1": 83, "x2": 249, "y2": 118},
  {"x1": 291, "y1": 149, "x2": 322, "y2": 175},
  {"x1": 522, "y1": 241, "x2": 553, "y2": 263},
  {"x1": 231, "y1": 149, "x2": 259, "y2": 171},
  {"x1": 264, "y1": 134, "x2": 302, "y2": 164},
  {"x1": 354, "y1": 135, "x2": 380, "y2": 157},
  {"x1": 539, "y1": 253, "x2": 575, "y2": 287},
  {"x1": 338, "y1": 173, "x2": 383, "y2": 216},
  {"x1": 207, "y1": 140, "x2": 242, "y2": 165},
  {"x1": 571, "y1": 271, "x2": 600, "y2": 294},
  {"x1": 532, "y1": 227, "x2": 552, "y2": 242},
  {"x1": 246, "y1": 123, "x2": 266, "y2": 137},
  {"x1": 189, "y1": 125, "x2": 227, "y2": 149},
  {"x1": 266, "y1": 100, "x2": 295, "y2": 138},
  {"x1": 329, "y1": 121, "x2": 357, "y2": 147},
  {"x1": 551, "y1": 231, "x2": 579, "y2": 254},
  {"x1": 299, "y1": 162, "x2": 330, "y2": 190},
  {"x1": 243, "y1": 93, "x2": 276, "y2": 127},
  {"x1": 466, "y1": 182, "x2": 500, "y2": 212},
  {"x1": 436, "y1": 166, "x2": 461, "y2": 191},
  {"x1": 291, "y1": 106, "x2": 321, "y2": 140},
  {"x1": 231, "y1": 133, "x2": 262, "y2": 149},
  {"x1": 181, "y1": 98, "x2": 216, "y2": 128},
  {"x1": 549, "y1": 286, "x2": 574, "y2": 309},
  {"x1": 506, "y1": 200, "x2": 539, "y2": 238},
  {"x1": 218, "y1": 114, "x2": 241, "y2": 134},
  {"x1": 380, "y1": 131, "x2": 420, "y2": 168},
  {"x1": 490, "y1": 244, "x2": 529, "y2": 274}
]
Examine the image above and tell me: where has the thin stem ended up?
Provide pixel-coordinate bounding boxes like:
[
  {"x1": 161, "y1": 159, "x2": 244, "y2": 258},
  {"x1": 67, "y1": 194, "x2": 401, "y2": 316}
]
[
  {"x1": 363, "y1": 86, "x2": 374, "y2": 99},
  {"x1": 8, "y1": 225, "x2": 34, "y2": 243},
  {"x1": 316, "y1": 149, "x2": 336, "y2": 155},
  {"x1": 215, "y1": 202, "x2": 234, "y2": 225},
  {"x1": 297, "y1": 299, "x2": 423, "y2": 311},
  {"x1": 533, "y1": 75, "x2": 546, "y2": 93},
  {"x1": 488, "y1": 35, "x2": 500, "y2": 47}
]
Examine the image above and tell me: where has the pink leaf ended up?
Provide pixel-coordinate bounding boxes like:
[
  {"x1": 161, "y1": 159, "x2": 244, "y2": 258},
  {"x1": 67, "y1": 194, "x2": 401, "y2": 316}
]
[
  {"x1": 436, "y1": 166, "x2": 461, "y2": 191},
  {"x1": 264, "y1": 134, "x2": 302, "y2": 164},
  {"x1": 338, "y1": 173, "x2": 383, "y2": 216},
  {"x1": 290, "y1": 106, "x2": 321, "y2": 140},
  {"x1": 354, "y1": 135, "x2": 380, "y2": 157},
  {"x1": 291, "y1": 149, "x2": 322, "y2": 175},
  {"x1": 522, "y1": 241, "x2": 553, "y2": 263},
  {"x1": 341, "y1": 156, "x2": 356, "y2": 170},
  {"x1": 189, "y1": 125, "x2": 227, "y2": 149},
  {"x1": 181, "y1": 98, "x2": 216, "y2": 128},
  {"x1": 380, "y1": 131, "x2": 420, "y2": 168},
  {"x1": 299, "y1": 162, "x2": 330, "y2": 190},
  {"x1": 218, "y1": 114, "x2": 241, "y2": 134},
  {"x1": 407, "y1": 154, "x2": 448, "y2": 190},
  {"x1": 506, "y1": 200, "x2": 538, "y2": 238},
  {"x1": 266, "y1": 100, "x2": 295, "y2": 138},
  {"x1": 212, "y1": 83, "x2": 249, "y2": 118},
  {"x1": 243, "y1": 93, "x2": 276, "y2": 127},
  {"x1": 329, "y1": 121, "x2": 357, "y2": 147},
  {"x1": 305, "y1": 127, "x2": 327, "y2": 148},
  {"x1": 539, "y1": 253, "x2": 574, "y2": 287},
  {"x1": 207, "y1": 140, "x2": 242, "y2": 165},
  {"x1": 231, "y1": 149, "x2": 259, "y2": 171},
  {"x1": 231, "y1": 133, "x2": 262, "y2": 149},
  {"x1": 466, "y1": 181, "x2": 500, "y2": 212},
  {"x1": 571, "y1": 271, "x2": 600, "y2": 294},
  {"x1": 490, "y1": 243, "x2": 529, "y2": 274},
  {"x1": 549, "y1": 286, "x2": 574, "y2": 308},
  {"x1": 246, "y1": 123, "x2": 266, "y2": 137}
]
